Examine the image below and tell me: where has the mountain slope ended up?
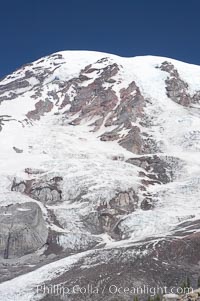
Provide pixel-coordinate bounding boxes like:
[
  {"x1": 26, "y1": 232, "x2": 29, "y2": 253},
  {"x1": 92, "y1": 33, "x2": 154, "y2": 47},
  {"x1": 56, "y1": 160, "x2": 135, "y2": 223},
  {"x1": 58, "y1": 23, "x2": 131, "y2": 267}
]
[{"x1": 0, "y1": 51, "x2": 200, "y2": 301}]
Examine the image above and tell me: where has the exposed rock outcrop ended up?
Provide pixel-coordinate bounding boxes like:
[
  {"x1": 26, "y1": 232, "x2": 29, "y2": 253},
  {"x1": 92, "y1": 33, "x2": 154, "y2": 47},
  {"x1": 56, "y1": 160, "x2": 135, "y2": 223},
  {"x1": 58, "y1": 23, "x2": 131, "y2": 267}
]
[
  {"x1": 159, "y1": 61, "x2": 200, "y2": 107},
  {"x1": 0, "y1": 202, "x2": 48, "y2": 259},
  {"x1": 11, "y1": 176, "x2": 63, "y2": 205}
]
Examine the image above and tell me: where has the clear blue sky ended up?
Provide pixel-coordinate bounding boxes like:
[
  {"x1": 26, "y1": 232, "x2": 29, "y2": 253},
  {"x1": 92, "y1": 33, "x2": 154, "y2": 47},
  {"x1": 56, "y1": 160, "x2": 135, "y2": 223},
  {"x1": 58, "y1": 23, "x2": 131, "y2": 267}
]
[{"x1": 1, "y1": 0, "x2": 200, "y2": 77}]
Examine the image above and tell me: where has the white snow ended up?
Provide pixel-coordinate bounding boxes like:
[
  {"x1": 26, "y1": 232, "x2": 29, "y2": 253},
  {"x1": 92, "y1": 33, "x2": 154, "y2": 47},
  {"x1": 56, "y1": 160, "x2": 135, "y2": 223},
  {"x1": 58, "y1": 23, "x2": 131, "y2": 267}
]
[{"x1": 0, "y1": 249, "x2": 94, "y2": 301}]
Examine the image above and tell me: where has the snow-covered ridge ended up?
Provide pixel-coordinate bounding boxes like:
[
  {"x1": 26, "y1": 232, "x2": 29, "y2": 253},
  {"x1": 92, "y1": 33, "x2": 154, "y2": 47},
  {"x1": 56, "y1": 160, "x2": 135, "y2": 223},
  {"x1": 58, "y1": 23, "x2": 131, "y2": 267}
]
[{"x1": 2, "y1": 50, "x2": 200, "y2": 92}]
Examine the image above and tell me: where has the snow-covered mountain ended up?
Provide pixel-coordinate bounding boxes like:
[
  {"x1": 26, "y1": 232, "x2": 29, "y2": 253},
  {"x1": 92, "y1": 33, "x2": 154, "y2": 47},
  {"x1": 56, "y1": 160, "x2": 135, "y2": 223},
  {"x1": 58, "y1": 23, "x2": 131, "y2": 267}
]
[{"x1": 0, "y1": 51, "x2": 200, "y2": 301}]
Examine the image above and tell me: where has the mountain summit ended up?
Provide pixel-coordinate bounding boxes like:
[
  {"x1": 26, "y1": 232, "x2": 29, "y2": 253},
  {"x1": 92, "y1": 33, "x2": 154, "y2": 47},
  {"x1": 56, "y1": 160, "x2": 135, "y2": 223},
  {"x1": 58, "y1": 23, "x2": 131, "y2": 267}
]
[{"x1": 0, "y1": 51, "x2": 200, "y2": 300}]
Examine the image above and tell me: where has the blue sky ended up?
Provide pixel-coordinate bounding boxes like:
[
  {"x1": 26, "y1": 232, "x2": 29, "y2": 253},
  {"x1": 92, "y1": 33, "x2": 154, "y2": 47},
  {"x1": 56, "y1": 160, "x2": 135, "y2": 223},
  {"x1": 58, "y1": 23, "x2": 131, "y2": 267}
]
[{"x1": 0, "y1": 0, "x2": 200, "y2": 77}]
